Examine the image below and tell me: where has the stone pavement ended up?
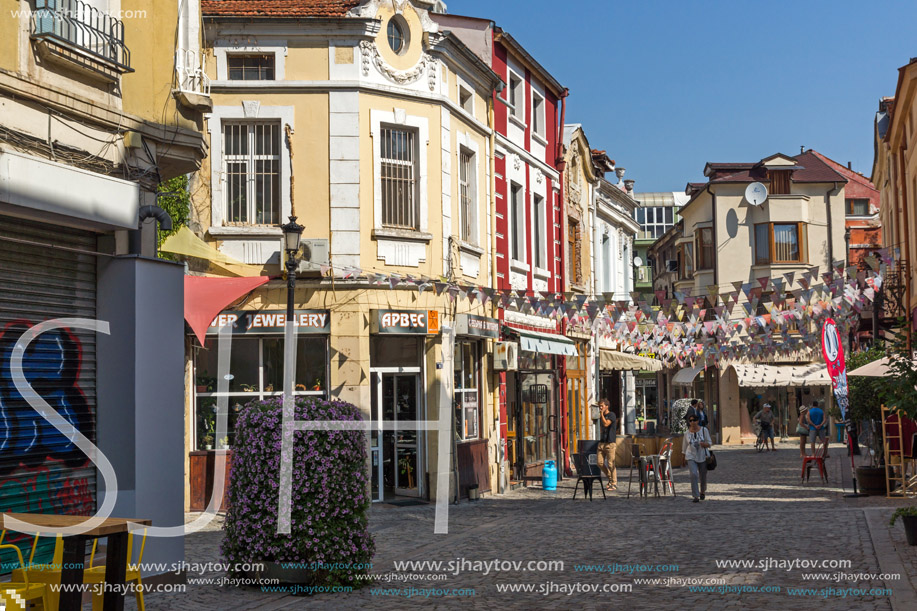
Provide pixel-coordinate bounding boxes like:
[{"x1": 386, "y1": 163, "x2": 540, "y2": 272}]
[{"x1": 123, "y1": 441, "x2": 917, "y2": 610}]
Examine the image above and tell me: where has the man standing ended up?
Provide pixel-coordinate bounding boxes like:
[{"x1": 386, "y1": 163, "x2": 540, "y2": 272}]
[
  {"x1": 685, "y1": 399, "x2": 709, "y2": 428},
  {"x1": 598, "y1": 399, "x2": 618, "y2": 491},
  {"x1": 806, "y1": 400, "x2": 829, "y2": 457}
]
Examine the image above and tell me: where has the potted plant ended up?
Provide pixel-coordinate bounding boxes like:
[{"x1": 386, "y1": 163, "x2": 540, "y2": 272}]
[
  {"x1": 196, "y1": 373, "x2": 213, "y2": 393},
  {"x1": 889, "y1": 506, "x2": 917, "y2": 545},
  {"x1": 848, "y1": 345, "x2": 890, "y2": 494},
  {"x1": 312, "y1": 377, "x2": 323, "y2": 392},
  {"x1": 220, "y1": 436, "x2": 230, "y2": 450},
  {"x1": 222, "y1": 397, "x2": 374, "y2": 590},
  {"x1": 202, "y1": 434, "x2": 214, "y2": 451}
]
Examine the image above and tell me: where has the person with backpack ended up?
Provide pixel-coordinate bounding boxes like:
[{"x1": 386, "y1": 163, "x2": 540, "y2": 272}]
[{"x1": 683, "y1": 414, "x2": 713, "y2": 502}]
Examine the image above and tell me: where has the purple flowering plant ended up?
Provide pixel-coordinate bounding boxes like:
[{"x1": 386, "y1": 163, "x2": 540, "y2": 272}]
[{"x1": 221, "y1": 396, "x2": 374, "y2": 587}]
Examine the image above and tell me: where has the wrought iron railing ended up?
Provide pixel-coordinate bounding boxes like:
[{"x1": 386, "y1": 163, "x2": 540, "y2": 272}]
[
  {"x1": 175, "y1": 48, "x2": 211, "y2": 96},
  {"x1": 31, "y1": 0, "x2": 132, "y2": 72}
]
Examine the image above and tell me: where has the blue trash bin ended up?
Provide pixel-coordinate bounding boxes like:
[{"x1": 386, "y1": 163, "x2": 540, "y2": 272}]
[{"x1": 542, "y1": 460, "x2": 557, "y2": 491}]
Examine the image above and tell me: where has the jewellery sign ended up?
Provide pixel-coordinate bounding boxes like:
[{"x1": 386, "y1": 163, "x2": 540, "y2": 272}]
[
  {"x1": 207, "y1": 310, "x2": 330, "y2": 334},
  {"x1": 371, "y1": 310, "x2": 440, "y2": 334},
  {"x1": 820, "y1": 317, "x2": 848, "y2": 419}
]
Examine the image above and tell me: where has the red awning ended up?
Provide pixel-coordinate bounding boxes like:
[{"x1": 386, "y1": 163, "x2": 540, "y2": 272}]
[{"x1": 184, "y1": 275, "x2": 271, "y2": 344}]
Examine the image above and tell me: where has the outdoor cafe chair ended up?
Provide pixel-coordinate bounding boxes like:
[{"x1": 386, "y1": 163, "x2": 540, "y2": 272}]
[
  {"x1": 0, "y1": 538, "x2": 52, "y2": 611},
  {"x1": 3, "y1": 530, "x2": 64, "y2": 611},
  {"x1": 801, "y1": 444, "x2": 829, "y2": 484},
  {"x1": 626, "y1": 443, "x2": 646, "y2": 498},
  {"x1": 571, "y1": 452, "x2": 606, "y2": 501},
  {"x1": 656, "y1": 438, "x2": 676, "y2": 496}
]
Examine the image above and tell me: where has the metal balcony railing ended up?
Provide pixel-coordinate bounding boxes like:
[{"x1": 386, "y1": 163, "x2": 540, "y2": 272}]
[
  {"x1": 31, "y1": 0, "x2": 132, "y2": 72},
  {"x1": 175, "y1": 48, "x2": 211, "y2": 96}
]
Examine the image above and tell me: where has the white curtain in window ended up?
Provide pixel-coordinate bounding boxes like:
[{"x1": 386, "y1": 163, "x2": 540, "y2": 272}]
[{"x1": 773, "y1": 224, "x2": 799, "y2": 261}]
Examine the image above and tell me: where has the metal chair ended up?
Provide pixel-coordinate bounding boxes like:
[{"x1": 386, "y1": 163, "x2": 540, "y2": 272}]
[
  {"x1": 572, "y1": 453, "x2": 606, "y2": 500},
  {"x1": 802, "y1": 444, "x2": 828, "y2": 483},
  {"x1": 626, "y1": 443, "x2": 646, "y2": 498},
  {"x1": 657, "y1": 438, "x2": 676, "y2": 496}
]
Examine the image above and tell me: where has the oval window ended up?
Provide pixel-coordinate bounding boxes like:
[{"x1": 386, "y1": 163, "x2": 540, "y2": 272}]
[{"x1": 387, "y1": 19, "x2": 405, "y2": 54}]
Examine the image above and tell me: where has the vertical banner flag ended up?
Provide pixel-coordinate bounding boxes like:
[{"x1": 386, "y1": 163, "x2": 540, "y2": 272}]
[{"x1": 821, "y1": 318, "x2": 848, "y2": 419}]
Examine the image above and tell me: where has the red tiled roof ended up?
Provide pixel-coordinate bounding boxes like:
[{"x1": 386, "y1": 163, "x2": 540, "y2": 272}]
[
  {"x1": 707, "y1": 151, "x2": 846, "y2": 184},
  {"x1": 202, "y1": 0, "x2": 362, "y2": 17}
]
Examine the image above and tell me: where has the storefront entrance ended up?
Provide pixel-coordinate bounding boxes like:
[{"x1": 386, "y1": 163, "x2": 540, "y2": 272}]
[{"x1": 371, "y1": 372, "x2": 421, "y2": 500}]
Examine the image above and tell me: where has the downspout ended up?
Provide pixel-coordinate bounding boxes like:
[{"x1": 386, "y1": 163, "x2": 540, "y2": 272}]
[
  {"x1": 825, "y1": 181, "x2": 840, "y2": 270},
  {"x1": 555, "y1": 88, "x2": 569, "y2": 165},
  {"x1": 129, "y1": 205, "x2": 174, "y2": 256}
]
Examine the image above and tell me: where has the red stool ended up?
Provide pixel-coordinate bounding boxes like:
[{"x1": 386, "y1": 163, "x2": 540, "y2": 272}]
[{"x1": 801, "y1": 452, "x2": 828, "y2": 483}]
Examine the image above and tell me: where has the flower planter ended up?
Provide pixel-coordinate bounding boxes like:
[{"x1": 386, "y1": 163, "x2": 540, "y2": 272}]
[
  {"x1": 855, "y1": 466, "x2": 887, "y2": 496},
  {"x1": 903, "y1": 515, "x2": 917, "y2": 546}
]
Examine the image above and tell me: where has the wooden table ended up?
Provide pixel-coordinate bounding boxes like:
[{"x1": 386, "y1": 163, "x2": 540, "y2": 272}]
[{"x1": 2, "y1": 513, "x2": 152, "y2": 611}]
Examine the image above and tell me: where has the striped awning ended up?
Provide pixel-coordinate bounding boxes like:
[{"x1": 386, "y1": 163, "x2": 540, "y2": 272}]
[{"x1": 507, "y1": 327, "x2": 579, "y2": 357}]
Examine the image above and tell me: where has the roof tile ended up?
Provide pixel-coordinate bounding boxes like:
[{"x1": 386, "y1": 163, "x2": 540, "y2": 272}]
[{"x1": 202, "y1": 1, "x2": 362, "y2": 17}]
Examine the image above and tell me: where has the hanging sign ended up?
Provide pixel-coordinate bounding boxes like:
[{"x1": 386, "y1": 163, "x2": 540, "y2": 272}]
[{"x1": 820, "y1": 317, "x2": 848, "y2": 419}]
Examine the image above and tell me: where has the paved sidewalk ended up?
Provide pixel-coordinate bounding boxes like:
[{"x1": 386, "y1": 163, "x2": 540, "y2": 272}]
[{"x1": 125, "y1": 441, "x2": 916, "y2": 610}]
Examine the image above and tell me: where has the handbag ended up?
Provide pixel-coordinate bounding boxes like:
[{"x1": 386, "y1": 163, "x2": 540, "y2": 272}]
[
  {"x1": 703, "y1": 429, "x2": 717, "y2": 470},
  {"x1": 795, "y1": 424, "x2": 808, "y2": 435}
]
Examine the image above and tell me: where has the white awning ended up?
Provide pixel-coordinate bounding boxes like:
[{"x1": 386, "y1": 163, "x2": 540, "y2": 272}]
[
  {"x1": 848, "y1": 357, "x2": 890, "y2": 377},
  {"x1": 728, "y1": 363, "x2": 830, "y2": 387},
  {"x1": 600, "y1": 349, "x2": 662, "y2": 372},
  {"x1": 672, "y1": 365, "x2": 704, "y2": 386},
  {"x1": 511, "y1": 327, "x2": 579, "y2": 357}
]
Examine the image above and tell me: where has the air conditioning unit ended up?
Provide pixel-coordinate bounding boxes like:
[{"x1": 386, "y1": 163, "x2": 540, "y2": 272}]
[
  {"x1": 493, "y1": 341, "x2": 518, "y2": 371},
  {"x1": 666, "y1": 259, "x2": 678, "y2": 273},
  {"x1": 294, "y1": 238, "x2": 329, "y2": 273}
]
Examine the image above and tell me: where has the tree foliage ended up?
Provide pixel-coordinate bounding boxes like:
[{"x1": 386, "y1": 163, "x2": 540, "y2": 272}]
[
  {"x1": 879, "y1": 327, "x2": 917, "y2": 420},
  {"x1": 155, "y1": 175, "x2": 190, "y2": 254}
]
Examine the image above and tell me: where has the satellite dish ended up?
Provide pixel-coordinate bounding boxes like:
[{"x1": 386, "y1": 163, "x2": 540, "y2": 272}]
[
  {"x1": 633, "y1": 256, "x2": 643, "y2": 267},
  {"x1": 745, "y1": 182, "x2": 768, "y2": 206}
]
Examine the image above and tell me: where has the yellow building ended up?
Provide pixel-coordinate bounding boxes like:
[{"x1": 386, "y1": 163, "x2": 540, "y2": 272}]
[
  {"x1": 874, "y1": 60, "x2": 917, "y2": 346},
  {"x1": 0, "y1": 0, "x2": 208, "y2": 575},
  {"x1": 188, "y1": 0, "x2": 502, "y2": 506}
]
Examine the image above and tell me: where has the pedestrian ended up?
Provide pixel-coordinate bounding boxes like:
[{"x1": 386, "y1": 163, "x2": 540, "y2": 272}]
[
  {"x1": 806, "y1": 400, "x2": 828, "y2": 457},
  {"x1": 752, "y1": 403, "x2": 777, "y2": 451},
  {"x1": 796, "y1": 405, "x2": 810, "y2": 458},
  {"x1": 696, "y1": 400, "x2": 709, "y2": 428},
  {"x1": 683, "y1": 414, "x2": 712, "y2": 502},
  {"x1": 598, "y1": 399, "x2": 617, "y2": 491},
  {"x1": 684, "y1": 399, "x2": 701, "y2": 423}
]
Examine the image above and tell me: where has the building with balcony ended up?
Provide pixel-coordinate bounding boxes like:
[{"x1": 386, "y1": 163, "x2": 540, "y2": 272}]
[
  {"x1": 632, "y1": 191, "x2": 687, "y2": 293},
  {"x1": 0, "y1": 0, "x2": 209, "y2": 577},
  {"x1": 654, "y1": 152, "x2": 847, "y2": 444},
  {"x1": 191, "y1": 0, "x2": 501, "y2": 505}
]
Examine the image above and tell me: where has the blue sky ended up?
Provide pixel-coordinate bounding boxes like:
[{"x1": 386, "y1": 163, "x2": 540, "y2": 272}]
[{"x1": 453, "y1": 0, "x2": 917, "y2": 191}]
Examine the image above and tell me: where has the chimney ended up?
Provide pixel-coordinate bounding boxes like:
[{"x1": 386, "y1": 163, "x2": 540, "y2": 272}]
[
  {"x1": 624, "y1": 179, "x2": 635, "y2": 194},
  {"x1": 847, "y1": 161, "x2": 852, "y2": 170}
]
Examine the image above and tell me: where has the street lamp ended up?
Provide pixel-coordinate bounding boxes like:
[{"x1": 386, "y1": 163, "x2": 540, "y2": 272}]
[{"x1": 281, "y1": 215, "x2": 304, "y2": 324}]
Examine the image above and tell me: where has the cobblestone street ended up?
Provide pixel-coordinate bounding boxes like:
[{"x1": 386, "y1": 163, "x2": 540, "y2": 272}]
[{"x1": 119, "y1": 441, "x2": 917, "y2": 610}]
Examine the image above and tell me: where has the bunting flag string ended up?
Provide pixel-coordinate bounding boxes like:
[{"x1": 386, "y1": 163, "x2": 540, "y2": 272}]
[{"x1": 309, "y1": 250, "x2": 898, "y2": 367}]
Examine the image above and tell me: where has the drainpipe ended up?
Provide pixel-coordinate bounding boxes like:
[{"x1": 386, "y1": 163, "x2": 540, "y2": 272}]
[
  {"x1": 825, "y1": 182, "x2": 840, "y2": 270},
  {"x1": 129, "y1": 205, "x2": 174, "y2": 256},
  {"x1": 555, "y1": 88, "x2": 569, "y2": 165}
]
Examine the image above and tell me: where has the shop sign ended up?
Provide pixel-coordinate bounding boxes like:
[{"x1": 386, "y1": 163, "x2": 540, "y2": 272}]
[
  {"x1": 207, "y1": 310, "x2": 330, "y2": 335},
  {"x1": 455, "y1": 314, "x2": 500, "y2": 339},
  {"x1": 371, "y1": 309, "x2": 439, "y2": 334}
]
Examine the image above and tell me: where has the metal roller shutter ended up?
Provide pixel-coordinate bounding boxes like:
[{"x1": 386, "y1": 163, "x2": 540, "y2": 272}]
[{"x1": 0, "y1": 215, "x2": 98, "y2": 562}]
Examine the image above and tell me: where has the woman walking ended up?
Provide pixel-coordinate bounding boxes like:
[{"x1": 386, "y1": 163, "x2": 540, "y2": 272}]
[{"x1": 683, "y1": 415, "x2": 712, "y2": 502}]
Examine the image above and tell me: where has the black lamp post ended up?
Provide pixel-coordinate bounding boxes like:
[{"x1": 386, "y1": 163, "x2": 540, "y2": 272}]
[{"x1": 281, "y1": 215, "x2": 304, "y2": 325}]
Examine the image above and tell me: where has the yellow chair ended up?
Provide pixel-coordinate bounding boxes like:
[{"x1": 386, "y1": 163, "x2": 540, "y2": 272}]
[
  {"x1": 0, "y1": 542, "x2": 52, "y2": 611},
  {"x1": 4, "y1": 530, "x2": 64, "y2": 611},
  {"x1": 85, "y1": 528, "x2": 147, "y2": 611}
]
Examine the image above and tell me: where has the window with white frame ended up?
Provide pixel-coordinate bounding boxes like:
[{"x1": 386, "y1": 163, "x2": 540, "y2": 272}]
[
  {"x1": 533, "y1": 193, "x2": 545, "y2": 269},
  {"x1": 602, "y1": 234, "x2": 611, "y2": 292},
  {"x1": 454, "y1": 342, "x2": 480, "y2": 441},
  {"x1": 635, "y1": 206, "x2": 675, "y2": 239},
  {"x1": 532, "y1": 90, "x2": 544, "y2": 137},
  {"x1": 380, "y1": 125, "x2": 419, "y2": 230},
  {"x1": 509, "y1": 72, "x2": 524, "y2": 120},
  {"x1": 459, "y1": 148, "x2": 476, "y2": 243},
  {"x1": 511, "y1": 183, "x2": 525, "y2": 262},
  {"x1": 223, "y1": 122, "x2": 281, "y2": 225}
]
